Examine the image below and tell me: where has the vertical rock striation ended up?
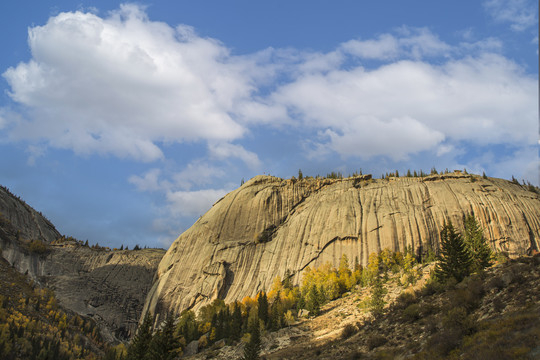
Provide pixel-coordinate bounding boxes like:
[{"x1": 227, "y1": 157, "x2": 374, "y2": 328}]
[{"x1": 144, "y1": 173, "x2": 540, "y2": 322}]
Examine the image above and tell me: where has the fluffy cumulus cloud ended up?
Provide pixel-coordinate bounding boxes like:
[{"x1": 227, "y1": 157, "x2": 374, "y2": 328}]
[
  {"x1": 2, "y1": 4, "x2": 259, "y2": 162},
  {"x1": 268, "y1": 52, "x2": 537, "y2": 160},
  {"x1": 3, "y1": 6, "x2": 536, "y2": 165}
]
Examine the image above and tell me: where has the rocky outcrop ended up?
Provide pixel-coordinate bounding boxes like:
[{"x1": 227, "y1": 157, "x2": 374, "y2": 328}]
[
  {"x1": 0, "y1": 186, "x2": 165, "y2": 341},
  {"x1": 144, "y1": 173, "x2": 540, "y2": 322},
  {"x1": 0, "y1": 185, "x2": 61, "y2": 243}
]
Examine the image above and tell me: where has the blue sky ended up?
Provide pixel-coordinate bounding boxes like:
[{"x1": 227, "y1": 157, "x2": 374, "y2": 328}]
[{"x1": 0, "y1": 1, "x2": 538, "y2": 249}]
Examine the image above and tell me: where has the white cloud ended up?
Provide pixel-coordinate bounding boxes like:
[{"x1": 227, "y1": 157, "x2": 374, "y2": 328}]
[
  {"x1": 173, "y1": 162, "x2": 226, "y2": 190},
  {"x1": 3, "y1": 6, "x2": 536, "y2": 189},
  {"x1": 341, "y1": 27, "x2": 451, "y2": 60},
  {"x1": 208, "y1": 142, "x2": 261, "y2": 168},
  {"x1": 129, "y1": 168, "x2": 168, "y2": 192},
  {"x1": 2, "y1": 4, "x2": 258, "y2": 161},
  {"x1": 166, "y1": 188, "x2": 230, "y2": 217},
  {"x1": 322, "y1": 117, "x2": 445, "y2": 161},
  {"x1": 483, "y1": 0, "x2": 538, "y2": 31},
  {"x1": 267, "y1": 53, "x2": 537, "y2": 159}
]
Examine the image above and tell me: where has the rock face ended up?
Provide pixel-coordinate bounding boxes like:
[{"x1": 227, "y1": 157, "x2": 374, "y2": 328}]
[
  {"x1": 0, "y1": 185, "x2": 61, "y2": 243},
  {"x1": 0, "y1": 186, "x2": 165, "y2": 341},
  {"x1": 144, "y1": 173, "x2": 540, "y2": 322}
]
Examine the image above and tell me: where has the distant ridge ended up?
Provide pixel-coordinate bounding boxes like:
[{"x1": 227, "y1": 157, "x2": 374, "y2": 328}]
[{"x1": 0, "y1": 185, "x2": 165, "y2": 341}]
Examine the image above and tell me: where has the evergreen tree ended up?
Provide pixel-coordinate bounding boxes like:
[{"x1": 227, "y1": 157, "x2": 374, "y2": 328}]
[
  {"x1": 147, "y1": 313, "x2": 179, "y2": 360},
  {"x1": 257, "y1": 292, "x2": 269, "y2": 327},
  {"x1": 435, "y1": 221, "x2": 473, "y2": 282},
  {"x1": 282, "y1": 270, "x2": 292, "y2": 290},
  {"x1": 177, "y1": 310, "x2": 198, "y2": 344},
  {"x1": 463, "y1": 214, "x2": 492, "y2": 272},
  {"x1": 269, "y1": 296, "x2": 282, "y2": 331},
  {"x1": 370, "y1": 276, "x2": 387, "y2": 317},
  {"x1": 230, "y1": 302, "x2": 243, "y2": 341},
  {"x1": 242, "y1": 307, "x2": 261, "y2": 360},
  {"x1": 127, "y1": 313, "x2": 153, "y2": 360},
  {"x1": 305, "y1": 284, "x2": 321, "y2": 316}
]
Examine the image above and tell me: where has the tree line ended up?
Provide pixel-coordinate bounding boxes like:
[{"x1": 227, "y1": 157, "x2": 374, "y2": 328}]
[{"x1": 117, "y1": 215, "x2": 493, "y2": 360}]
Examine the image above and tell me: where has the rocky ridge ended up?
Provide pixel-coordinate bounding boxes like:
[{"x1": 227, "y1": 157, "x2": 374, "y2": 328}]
[
  {"x1": 0, "y1": 185, "x2": 165, "y2": 341},
  {"x1": 144, "y1": 172, "x2": 540, "y2": 322}
]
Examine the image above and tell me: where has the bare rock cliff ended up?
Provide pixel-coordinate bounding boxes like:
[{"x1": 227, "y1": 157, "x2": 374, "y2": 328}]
[
  {"x1": 144, "y1": 173, "x2": 540, "y2": 321},
  {"x1": 0, "y1": 186, "x2": 164, "y2": 341}
]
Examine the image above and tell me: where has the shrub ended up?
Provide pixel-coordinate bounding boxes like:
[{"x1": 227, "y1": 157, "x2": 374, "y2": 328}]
[
  {"x1": 485, "y1": 275, "x2": 505, "y2": 291},
  {"x1": 366, "y1": 334, "x2": 387, "y2": 350},
  {"x1": 27, "y1": 240, "x2": 48, "y2": 255},
  {"x1": 445, "y1": 306, "x2": 476, "y2": 337},
  {"x1": 446, "y1": 278, "x2": 484, "y2": 312},
  {"x1": 402, "y1": 304, "x2": 421, "y2": 322},
  {"x1": 494, "y1": 251, "x2": 509, "y2": 264},
  {"x1": 341, "y1": 323, "x2": 357, "y2": 339},
  {"x1": 394, "y1": 291, "x2": 416, "y2": 310},
  {"x1": 421, "y1": 276, "x2": 447, "y2": 296}
]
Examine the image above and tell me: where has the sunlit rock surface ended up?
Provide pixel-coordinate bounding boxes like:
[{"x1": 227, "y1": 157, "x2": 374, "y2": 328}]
[{"x1": 144, "y1": 173, "x2": 540, "y2": 322}]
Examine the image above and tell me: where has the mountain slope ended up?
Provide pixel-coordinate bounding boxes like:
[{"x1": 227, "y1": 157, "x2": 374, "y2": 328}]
[
  {"x1": 144, "y1": 172, "x2": 540, "y2": 322},
  {"x1": 0, "y1": 255, "x2": 107, "y2": 359},
  {"x1": 0, "y1": 185, "x2": 165, "y2": 341}
]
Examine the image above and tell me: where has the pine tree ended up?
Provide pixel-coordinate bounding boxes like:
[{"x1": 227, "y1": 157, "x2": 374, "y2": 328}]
[
  {"x1": 146, "y1": 313, "x2": 179, "y2": 360},
  {"x1": 177, "y1": 310, "x2": 198, "y2": 344},
  {"x1": 305, "y1": 284, "x2": 321, "y2": 316},
  {"x1": 435, "y1": 221, "x2": 473, "y2": 282},
  {"x1": 370, "y1": 276, "x2": 387, "y2": 317},
  {"x1": 257, "y1": 292, "x2": 269, "y2": 327},
  {"x1": 230, "y1": 302, "x2": 243, "y2": 341},
  {"x1": 282, "y1": 270, "x2": 292, "y2": 290},
  {"x1": 463, "y1": 214, "x2": 492, "y2": 272},
  {"x1": 269, "y1": 296, "x2": 282, "y2": 331},
  {"x1": 242, "y1": 307, "x2": 261, "y2": 360},
  {"x1": 127, "y1": 313, "x2": 153, "y2": 360}
]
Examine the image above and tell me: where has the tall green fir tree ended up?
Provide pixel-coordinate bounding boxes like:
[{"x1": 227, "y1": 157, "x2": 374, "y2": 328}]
[
  {"x1": 257, "y1": 292, "x2": 269, "y2": 327},
  {"x1": 230, "y1": 302, "x2": 243, "y2": 341},
  {"x1": 435, "y1": 221, "x2": 473, "y2": 283},
  {"x1": 305, "y1": 284, "x2": 321, "y2": 316},
  {"x1": 127, "y1": 312, "x2": 154, "y2": 360},
  {"x1": 463, "y1": 214, "x2": 493, "y2": 272},
  {"x1": 370, "y1": 276, "x2": 387, "y2": 318},
  {"x1": 146, "y1": 313, "x2": 180, "y2": 360},
  {"x1": 242, "y1": 307, "x2": 261, "y2": 360}
]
